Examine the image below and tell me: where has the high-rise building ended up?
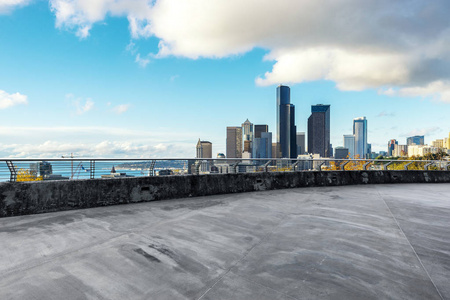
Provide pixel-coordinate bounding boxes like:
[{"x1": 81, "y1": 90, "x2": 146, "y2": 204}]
[
  {"x1": 276, "y1": 85, "x2": 297, "y2": 158},
  {"x1": 253, "y1": 132, "x2": 272, "y2": 159},
  {"x1": 307, "y1": 104, "x2": 331, "y2": 157},
  {"x1": 243, "y1": 140, "x2": 251, "y2": 152},
  {"x1": 431, "y1": 139, "x2": 444, "y2": 148},
  {"x1": 272, "y1": 143, "x2": 280, "y2": 158},
  {"x1": 343, "y1": 135, "x2": 355, "y2": 158},
  {"x1": 353, "y1": 117, "x2": 368, "y2": 158},
  {"x1": 196, "y1": 139, "x2": 212, "y2": 158},
  {"x1": 254, "y1": 125, "x2": 269, "y2": 139},
  {"x1": 226, "y1": 127, "x2": 243, "y2": 158},
  {"x1": 334, "y1": 147, "x2": 349, "y2": 159},
  {"x1": 393, "y1": 144, "x2": 408, "y2": 157},
  {"x1": 296, "y1": 132, "x2": 305, "y2": 156},
  {"x1": 241, "y1": 119, "x2": 253, "y2": 153},
  {"x1": 406, "y1": 135, "x2": 424, "y2": 146},
  {"x1": 388, "y1": 139, "x2": 398, "y2": 156},
  {"x1": 242, "y1": 119, "x2": 253, "y2": 141}
]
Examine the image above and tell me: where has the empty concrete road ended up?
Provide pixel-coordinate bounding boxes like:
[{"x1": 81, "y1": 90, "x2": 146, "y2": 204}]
[{"x1": 0, "y1": 183, "x2": 449, "y2": 299}]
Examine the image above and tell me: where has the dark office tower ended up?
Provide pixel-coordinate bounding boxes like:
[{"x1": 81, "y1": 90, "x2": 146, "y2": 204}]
[
  {"x1": 307, "y1": 104, "x2": 331, "y2": 157},
  {"x1": 226, "y1": 127, "x2": 243, "y2": 158},
  {"x1": 276, "y1": 85, "x2": 297, "y2": 158},
  {"x1": 406, "y1": 135, "x2": 425, "y2": 146},
  {"x1": 254, "y1": 125, "x2": 269, "y2": 139}
]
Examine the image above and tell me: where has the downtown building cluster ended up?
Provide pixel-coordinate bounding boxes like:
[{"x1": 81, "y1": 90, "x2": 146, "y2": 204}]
[
  {"x1": 196, "y1": 85, "x2": 372, "y2": 164},
  {"x1": 386, "y1": 133, "x2": 450, "y2": 158}
]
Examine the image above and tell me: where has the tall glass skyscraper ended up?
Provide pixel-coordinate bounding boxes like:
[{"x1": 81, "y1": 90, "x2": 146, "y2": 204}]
[
  {"x1": 343, "y1": 135, "x2": 355, "y2": 158},
  {"x1": 307, "y1": 105, "x2": 331, "y2": 157},
  {"x1": 353, "y1": 117, "x2": 368, "y2": 158},
  {"x1": 276, "y1": 85, "x2": 296, "y2": 158}
]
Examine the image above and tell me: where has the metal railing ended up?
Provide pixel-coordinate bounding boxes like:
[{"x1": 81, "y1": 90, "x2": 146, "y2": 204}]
[{"x1": 0, "y1": 158, "x2": 449, "y2": 182}]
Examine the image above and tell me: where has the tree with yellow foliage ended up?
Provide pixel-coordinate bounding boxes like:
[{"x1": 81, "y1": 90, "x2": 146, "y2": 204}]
[{"x1": 16, "y1": 168, "x2": 43, "y2": 182}]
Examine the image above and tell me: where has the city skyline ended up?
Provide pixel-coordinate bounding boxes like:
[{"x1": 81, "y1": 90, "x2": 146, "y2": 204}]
[{"x1": 1, "y1": 1, "x2": 450, "y2": 158}]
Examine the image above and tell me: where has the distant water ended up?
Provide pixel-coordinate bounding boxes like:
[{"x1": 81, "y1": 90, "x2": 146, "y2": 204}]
[{"x1": 0, "y1": 161, "x2": 183, "y2": 182}]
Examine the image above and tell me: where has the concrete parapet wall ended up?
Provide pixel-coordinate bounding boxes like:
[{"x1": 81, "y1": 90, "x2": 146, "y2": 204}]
[{"x1": 1, "y1": 170, "x2": 450, "y2": 217}]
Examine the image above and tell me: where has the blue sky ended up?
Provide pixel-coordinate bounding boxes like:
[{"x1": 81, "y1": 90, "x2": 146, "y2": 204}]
[{"x1": 0, "y1": 0, "x2": 449, "y2": 158}]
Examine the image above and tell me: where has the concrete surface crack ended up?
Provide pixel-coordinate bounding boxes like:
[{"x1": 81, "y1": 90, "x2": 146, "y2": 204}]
[{"x1": 376, "y1": 188, "x2": 444, "y2": 300}]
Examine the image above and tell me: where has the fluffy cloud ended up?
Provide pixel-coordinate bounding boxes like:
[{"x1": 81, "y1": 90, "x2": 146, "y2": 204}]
[
  {"x1": 0, "y1": 125, "x2": 202, "y2": 157},
  {"x1": 0, "y1": 89, "x2": 28, "y2": 109},
  {"x1": 380, "y1": 81, "x2": 450, "y2": 103},
  {"x1": 12, "y1": 0, "x2": 450, "y2": 101},
  {"x1": 0, "y1": 140, "x2": 192, "y2": 158},
  {"x1": 0, "y1": 0, "x2": 30, "y2": 13}
]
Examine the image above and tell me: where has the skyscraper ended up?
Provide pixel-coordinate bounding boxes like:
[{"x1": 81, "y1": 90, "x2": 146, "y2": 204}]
[
  {"x1": 353, "y1": 117, "x2": 368, "y2": 158},
  {"x1": 276, "y1": 85, "x2": 297, "y2": 158},
  {"x1": 241, "y1": 119, "x2": 253, "y2": 142},
  {"x1": 226, "y1": 127, "x2": 242, "y2": 158},
  {"x1": 253, "y1": 132, "x2": 272, "y2": 159},
  {"x1": 388, "y1": 139, "x2": 398, "y2": 157},
  {"x1": 296, "y1": 132, "x2": 305, "y2": 156},
  {"x1": 196, "y1": 139, "x2": 212, "y2": 158},
  {"x1": 343, "y1": 135, "x2": 355, "y2": 158},
  {"x1": 254, "y1": 125, "x2": 269, "y2": 139},
  {"x1": 334, "y1": 147, "x2": 349, "y2": 159},
  {"x1": 406, "y1": 135, "x2": 424, "y2": 146},
  {"x1": 307, "y1": 104, "x2": 331, "y2": 157}
]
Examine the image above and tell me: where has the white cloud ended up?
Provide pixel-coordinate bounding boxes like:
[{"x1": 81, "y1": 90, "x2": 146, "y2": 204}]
[
  {"x1": 112, "y1": 104, "x2": 130, "y2": 114},
  {"x1": 135, "y1": 53, "x2": 150, "y2": 67},
  {"x1": 380, "y1": 80, "x2": 450, "y2": 103},
  {"x1": 0, "y1": 0, "x2": 30, "y2": 13},
  {"x1": 0, "y1": 140, "x2": 192, "y2": 158},
  {"x1": 21, "y1": 0, "x2": 450, "y2": 103},
  {"x1": 0, "y1": 89, "x2": 28, "y2": 109}
]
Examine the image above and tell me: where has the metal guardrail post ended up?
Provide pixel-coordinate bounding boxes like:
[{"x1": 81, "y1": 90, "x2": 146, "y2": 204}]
[
  {"x1": 148, "y1": 160, "x2": 156, "y2": 176},
  {"x1": 90, "y1": 160, "x2": 95, "y2": 179},
  {"x1": 318, "y1": 161, "x2": 326, "y2": 171},
  {"x1": 383, "y1": 161, "x2": 394, "y2": 170},
  {"x1": 232, "y1": 162, "x2": 240, "y2": 173},
  {"x1": 195, "y1": 160, "x2": 201, "y2": 174},
  {"x1": 292, "y1": 160, "x2": 300, "y2": 171},
  {"x1": 424, "y1": 162, "x2": 433, "y2": 171},
  {"x1": 363, "y1": 161, "x2": 371, "y2": 170},
  {"x1": 341, "y1": 160, "x2": 350, "y2": 171},
  {"x1": 263, "y1": 160, "x2": 272, "y2": 172},
  {"x1": 6, "y1": 161, "x2": 17, "y2": 182},
  {"x1": 404, "y1": 162, "x2": 413, "y2": 170}
]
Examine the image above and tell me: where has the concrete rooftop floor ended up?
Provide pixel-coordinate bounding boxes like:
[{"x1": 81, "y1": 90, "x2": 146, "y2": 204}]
[{"x1": 0, "y1": 183, "x2": 449, "y2": 300}]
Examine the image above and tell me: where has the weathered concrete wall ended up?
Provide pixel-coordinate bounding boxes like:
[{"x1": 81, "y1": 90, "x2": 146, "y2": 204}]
[{"x1": 1, "y1": 170, "x2": 450, "y2": 217}]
